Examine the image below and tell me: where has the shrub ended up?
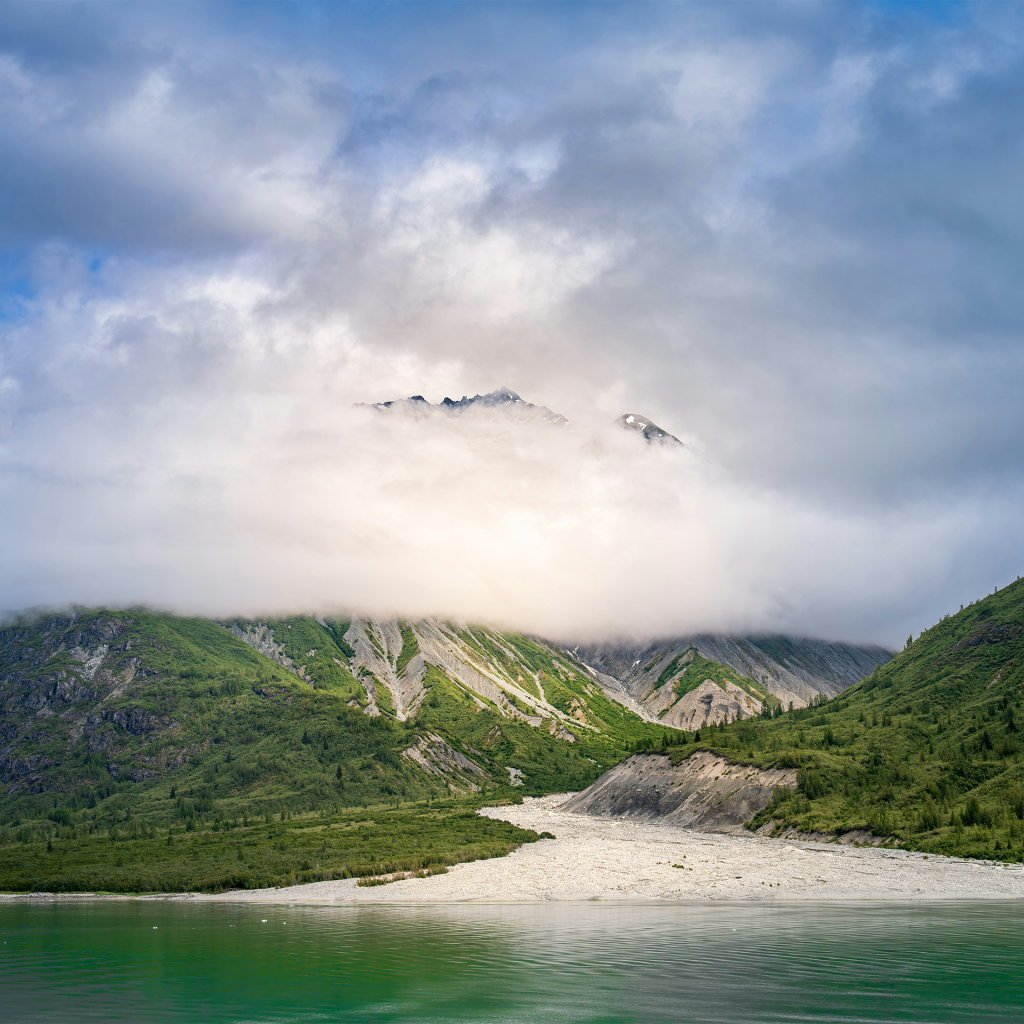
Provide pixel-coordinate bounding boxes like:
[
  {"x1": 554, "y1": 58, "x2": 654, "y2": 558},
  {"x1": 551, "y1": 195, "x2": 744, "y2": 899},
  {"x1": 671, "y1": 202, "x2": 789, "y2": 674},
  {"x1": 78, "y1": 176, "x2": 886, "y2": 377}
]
[
  {"x1": 799, "y1": 769, "x2": 828, "y2": 800},
  {"x1": 962, "y1": 797, "x2": 993, "y2": 828},
  {"x1": 868, "y1": 806, "x2": 895, "y2": 835},
  {"x1": 917, "y1": 803, "x2": 941, "y2": 832}
]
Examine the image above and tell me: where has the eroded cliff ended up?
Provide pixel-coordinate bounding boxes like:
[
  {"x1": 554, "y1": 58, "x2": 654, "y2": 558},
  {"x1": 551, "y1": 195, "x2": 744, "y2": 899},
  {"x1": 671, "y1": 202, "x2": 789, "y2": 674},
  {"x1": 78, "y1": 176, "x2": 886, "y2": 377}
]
[{"x1": 561, "y1": 750, "x2": 796, "y2": 832}]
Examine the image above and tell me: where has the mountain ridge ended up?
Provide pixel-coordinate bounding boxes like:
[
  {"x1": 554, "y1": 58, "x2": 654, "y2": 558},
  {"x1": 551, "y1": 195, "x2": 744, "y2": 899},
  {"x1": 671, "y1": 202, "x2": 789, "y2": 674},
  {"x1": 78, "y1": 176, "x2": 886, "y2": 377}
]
[
  {"x1": 0, "y1": 604, "x2": 901, "y2": 892},
  {"x1": 616, "y1": 413, "x2": 683, "y2": 445},
  {"x1": 362, "y1": 386, "x2": 683, "y2": 444},
  {"x1": 0, "y1": 608, "x2": 890, "y2": 815},
  {"x1": 363, "y1": 387, "x2": 567, "y2": 425},
  {"x1": 565, "y1": 634, "x2": 893, "y2": 727},
  {"x1": 567, "y1": 576, "x2": 1024, "y2": 860}
]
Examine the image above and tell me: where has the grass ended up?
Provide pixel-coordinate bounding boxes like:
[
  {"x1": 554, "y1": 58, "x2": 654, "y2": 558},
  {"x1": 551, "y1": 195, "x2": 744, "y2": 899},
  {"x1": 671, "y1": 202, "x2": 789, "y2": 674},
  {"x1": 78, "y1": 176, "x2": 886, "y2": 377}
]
[{"x1": 396, "y1": 623, "x2": 420, "y2": 677}]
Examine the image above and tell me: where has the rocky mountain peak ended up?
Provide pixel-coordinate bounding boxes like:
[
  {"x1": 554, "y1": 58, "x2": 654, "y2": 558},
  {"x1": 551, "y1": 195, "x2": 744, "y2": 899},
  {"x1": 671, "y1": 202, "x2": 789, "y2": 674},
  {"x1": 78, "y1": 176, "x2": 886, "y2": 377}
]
[
  {"x1": 617, "y1": 413, "x2": 684, "y2": 446},
  {"x1": 364, "y1": 388, "x2": 568, "y2": 424},
  {"x1": 362, "y1": 389, "x2": 685, "y2": 444}
]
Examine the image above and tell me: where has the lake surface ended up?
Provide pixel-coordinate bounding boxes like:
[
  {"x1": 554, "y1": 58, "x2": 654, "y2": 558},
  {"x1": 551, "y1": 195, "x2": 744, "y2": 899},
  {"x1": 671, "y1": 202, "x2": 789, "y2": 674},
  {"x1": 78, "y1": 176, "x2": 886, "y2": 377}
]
[{"x1": 1, "y1": 901, "x2": 1022, "y2": 1023}]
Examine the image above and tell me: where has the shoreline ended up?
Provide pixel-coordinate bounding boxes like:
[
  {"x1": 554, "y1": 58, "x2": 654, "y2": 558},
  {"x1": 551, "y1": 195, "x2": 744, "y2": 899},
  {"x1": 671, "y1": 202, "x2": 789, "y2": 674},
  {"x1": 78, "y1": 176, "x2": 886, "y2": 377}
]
[{"x1": 4, "y1": 794, "x2": 1024, "y2": 903}]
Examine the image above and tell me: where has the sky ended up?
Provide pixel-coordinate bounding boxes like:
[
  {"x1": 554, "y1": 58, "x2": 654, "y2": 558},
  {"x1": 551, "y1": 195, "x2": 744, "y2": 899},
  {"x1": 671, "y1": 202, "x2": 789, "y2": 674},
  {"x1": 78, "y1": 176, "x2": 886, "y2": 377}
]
[{"x1": 1, "y1": 0, "x2": 1022, "y2": 647}]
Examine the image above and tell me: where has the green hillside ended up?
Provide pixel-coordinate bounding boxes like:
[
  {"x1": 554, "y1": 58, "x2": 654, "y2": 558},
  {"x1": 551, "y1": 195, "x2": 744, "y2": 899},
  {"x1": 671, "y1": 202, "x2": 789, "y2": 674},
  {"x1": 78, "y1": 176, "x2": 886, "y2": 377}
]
[
  {"x1": 0, "y1": 607, "x2": 663, "y2": 890},
  {"x1": 0, "y1": 611, "x2": 433, "y2": 812},
  {"x1": 662, "y1": 578, "x2": 1024, "y2": 860}
]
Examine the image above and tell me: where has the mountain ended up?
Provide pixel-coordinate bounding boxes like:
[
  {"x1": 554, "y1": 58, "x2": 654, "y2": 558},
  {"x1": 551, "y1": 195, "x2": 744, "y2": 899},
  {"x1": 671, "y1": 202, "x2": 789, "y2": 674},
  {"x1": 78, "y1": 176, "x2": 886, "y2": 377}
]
[
  {"x1": 0, "y1": 607, "x2": 892, "y2": 823},
  {"x1": 364, "y1": 387, "x2": 688, "y2": 446},
  {"x1": 566, "y1": 634, "x2": 893, "y2": 728},
  {"x1": 224, "y1": 614, "x2": 668, "y2": 756},
  {"x1": 616, "y1": 413, "x2": 683, "y2": 445},
  {"x1": 364, "y1": 387, "x2": 567, "y2": 424},
  {"x1": 569, "y1": 577, "x2": 1024, "y2": 860},
  {"x1": 0, "y1": 605, "x2": 901, "y2": 890},
  {"x1": 0, "y1": 610, "x2": 674, "y2": 820}
]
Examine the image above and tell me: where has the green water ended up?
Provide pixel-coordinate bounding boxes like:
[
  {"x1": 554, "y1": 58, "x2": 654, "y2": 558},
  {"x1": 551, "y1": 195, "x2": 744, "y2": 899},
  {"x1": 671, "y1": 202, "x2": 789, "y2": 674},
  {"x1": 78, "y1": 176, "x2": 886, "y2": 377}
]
[{"x1": 1, "y1": 901, "x2": 1021, "y2": 1023}]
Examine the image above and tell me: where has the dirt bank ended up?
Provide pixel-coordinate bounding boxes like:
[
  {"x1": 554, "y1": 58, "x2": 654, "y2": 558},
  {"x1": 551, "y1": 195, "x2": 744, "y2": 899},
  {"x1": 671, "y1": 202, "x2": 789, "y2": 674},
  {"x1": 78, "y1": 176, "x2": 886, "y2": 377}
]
[{"x1": 561, "y1": 750, "x2": 795, "y2": 831}]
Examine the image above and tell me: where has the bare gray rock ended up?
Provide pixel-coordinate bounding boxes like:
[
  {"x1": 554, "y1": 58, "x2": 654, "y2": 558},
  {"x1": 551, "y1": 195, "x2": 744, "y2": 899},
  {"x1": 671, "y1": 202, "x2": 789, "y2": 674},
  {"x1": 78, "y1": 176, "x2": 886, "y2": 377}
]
[
  {"x1": 401, "y1": 731, "x2": 491, "y2": 792},
  {"x1": 617, "y1": 413, "x2": 683, "y2": 445},
  {"x1": 562, "y1": 750, "x2": 797, "y2": 832},
  {"x1": 224, "y1": 622, "x2": 296, "y2": 672}
]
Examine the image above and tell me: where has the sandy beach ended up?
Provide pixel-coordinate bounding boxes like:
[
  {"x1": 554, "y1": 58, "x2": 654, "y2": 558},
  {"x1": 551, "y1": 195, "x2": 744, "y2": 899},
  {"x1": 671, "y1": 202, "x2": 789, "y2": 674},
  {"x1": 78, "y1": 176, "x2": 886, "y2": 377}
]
[{"x1": 187, "y1": 794, "x2": 1024, "y2": 903}]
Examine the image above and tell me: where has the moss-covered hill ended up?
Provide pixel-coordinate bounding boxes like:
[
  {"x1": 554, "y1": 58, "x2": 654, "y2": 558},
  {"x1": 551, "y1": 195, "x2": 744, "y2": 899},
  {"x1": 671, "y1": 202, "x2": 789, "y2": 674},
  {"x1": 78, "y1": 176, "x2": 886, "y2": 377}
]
[{"x1": 660, "y1": 577, "x2": 1024, "y2": 860}]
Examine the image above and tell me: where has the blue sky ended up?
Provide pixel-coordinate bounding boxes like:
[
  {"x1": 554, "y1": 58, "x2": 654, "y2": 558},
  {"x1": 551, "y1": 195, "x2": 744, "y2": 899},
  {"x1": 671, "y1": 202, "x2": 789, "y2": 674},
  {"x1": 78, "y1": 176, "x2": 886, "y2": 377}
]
[{"x1": 0, "y1": 1, "x2": 1021, "y2": 643}]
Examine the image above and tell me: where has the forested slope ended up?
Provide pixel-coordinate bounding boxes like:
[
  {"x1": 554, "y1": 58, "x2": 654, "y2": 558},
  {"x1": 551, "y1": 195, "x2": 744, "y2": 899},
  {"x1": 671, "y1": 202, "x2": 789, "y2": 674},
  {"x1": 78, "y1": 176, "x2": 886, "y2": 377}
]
[
  {"x1": 0, "y1": 608, "x2": 649, "y2": 891},
  {"x1": 654, "y1": 578, "x2": 1024, "y2": 859},
  {"x1": 0, "y1": 609, "x2": 669, "y2": 828}
]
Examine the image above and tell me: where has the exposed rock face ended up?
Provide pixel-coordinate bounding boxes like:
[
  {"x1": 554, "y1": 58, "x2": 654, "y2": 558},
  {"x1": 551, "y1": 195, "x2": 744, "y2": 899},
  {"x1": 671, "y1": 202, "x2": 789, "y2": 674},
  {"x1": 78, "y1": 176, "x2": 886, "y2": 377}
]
[
  {"x1": 343, "y1": 618, "x2": 410, "y2": 716},
  {"x1": 340, "y1": 617, "x2": 607, "y2": 739},
  {"x1": 401, "y1": 732, "x2": 490, "y2": 792},
  {"x1": 224, "y1": 622, "x2": 294, "y2": 671},
  {"x1": 363, "y1": 387, "x2": 567, "y2": 425},
  {"x1": 617, "y1": 413, "x2": 683, "y2": 445},
  {"x1": 567, "y1": 634, "x2": 892, "y2": 720},
  {"x1": 0, "y1": 612, "x2": 184, "y2": 795},
  {"x1": 656, "y1": 679, "x2": 760, "y2": 730},
  {"x1": 561, "y1": 750, "x2": 797, "y2": 832},
  {"x1": 101, "y1": 707, "x2": 174, "y2": 736}
]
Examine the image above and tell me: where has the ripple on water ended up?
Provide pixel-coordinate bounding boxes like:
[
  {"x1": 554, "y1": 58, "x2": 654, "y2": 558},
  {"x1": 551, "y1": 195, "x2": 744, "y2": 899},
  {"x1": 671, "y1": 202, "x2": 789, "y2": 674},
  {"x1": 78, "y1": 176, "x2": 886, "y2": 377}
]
[{"x1": 0, "y1": 901, "x2": 1022, "y2": 1023}]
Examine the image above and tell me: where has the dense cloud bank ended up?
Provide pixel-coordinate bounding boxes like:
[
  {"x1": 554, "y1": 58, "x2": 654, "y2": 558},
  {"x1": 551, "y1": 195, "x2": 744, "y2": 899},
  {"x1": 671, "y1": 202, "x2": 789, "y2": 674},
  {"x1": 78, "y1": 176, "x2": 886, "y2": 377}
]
[{"x1": 0, "y1": 2, "x2": 1022, "y2": 645}]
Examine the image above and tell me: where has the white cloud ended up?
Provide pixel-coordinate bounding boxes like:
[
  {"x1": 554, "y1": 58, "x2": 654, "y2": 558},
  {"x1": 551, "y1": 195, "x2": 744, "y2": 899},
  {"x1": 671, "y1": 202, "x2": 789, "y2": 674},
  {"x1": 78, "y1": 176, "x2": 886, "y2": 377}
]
[
  {"x1": 372, "y1": 156, "x2": 616, "y2": 325},
  {"x1": 0, "y1": 3, "x2": 1022, "y2": 647}
]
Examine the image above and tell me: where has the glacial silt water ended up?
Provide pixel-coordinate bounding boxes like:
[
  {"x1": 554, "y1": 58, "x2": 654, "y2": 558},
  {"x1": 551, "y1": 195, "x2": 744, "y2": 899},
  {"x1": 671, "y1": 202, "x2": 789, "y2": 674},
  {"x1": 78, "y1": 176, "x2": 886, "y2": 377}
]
[{"x1": 1, "y1": 901, "x2": 1021, "y2": 1023}]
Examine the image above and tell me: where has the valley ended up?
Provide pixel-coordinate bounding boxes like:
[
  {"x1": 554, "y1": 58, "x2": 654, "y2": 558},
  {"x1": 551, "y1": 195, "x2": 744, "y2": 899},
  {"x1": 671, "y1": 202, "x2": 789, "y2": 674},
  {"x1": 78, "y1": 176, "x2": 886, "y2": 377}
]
[
  {"x1": 0, "y1": 605, "x2": 888, "y2": 892},
  {"x1": 1, "y1": 577, "x2": 1020, "y2": 892},
  {"x1": 188, "y1": 793, "x2": 1024, "y2": 904}
]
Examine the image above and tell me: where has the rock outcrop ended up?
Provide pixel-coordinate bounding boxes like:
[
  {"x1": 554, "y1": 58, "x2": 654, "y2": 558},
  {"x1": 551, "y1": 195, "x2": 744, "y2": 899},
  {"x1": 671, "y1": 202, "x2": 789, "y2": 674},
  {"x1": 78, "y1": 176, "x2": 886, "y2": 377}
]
[
  {"x1": 617, "y1": 413, "x2": 683, "y2": 445},
  {"x1": 401, "y1": 732, "x2": 490, "y2": 792},
  {"x1": 561, "y1": 750, "x2": 797, "y2": 832},
  {"x1": 652, "y1": 678, "x2": 762, "y2": 730}
]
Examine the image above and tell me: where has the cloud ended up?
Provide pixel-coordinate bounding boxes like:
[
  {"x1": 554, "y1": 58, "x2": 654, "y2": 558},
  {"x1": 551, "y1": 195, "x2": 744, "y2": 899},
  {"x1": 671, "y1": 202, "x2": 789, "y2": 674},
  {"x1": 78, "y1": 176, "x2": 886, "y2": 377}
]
[
  {"x1": 0, "y1": 359, "x2": 998, "y2": 647},
  {"x1": 0, "y1": 2, "x2": 1022, "y2": 646}
]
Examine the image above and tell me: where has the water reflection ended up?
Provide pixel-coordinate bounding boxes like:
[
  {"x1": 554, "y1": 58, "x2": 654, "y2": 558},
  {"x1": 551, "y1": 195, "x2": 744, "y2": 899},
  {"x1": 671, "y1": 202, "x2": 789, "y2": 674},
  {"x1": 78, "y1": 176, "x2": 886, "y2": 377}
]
[{"x1": 1, "y1": 902, "x2": 1022, "y2": 1023}]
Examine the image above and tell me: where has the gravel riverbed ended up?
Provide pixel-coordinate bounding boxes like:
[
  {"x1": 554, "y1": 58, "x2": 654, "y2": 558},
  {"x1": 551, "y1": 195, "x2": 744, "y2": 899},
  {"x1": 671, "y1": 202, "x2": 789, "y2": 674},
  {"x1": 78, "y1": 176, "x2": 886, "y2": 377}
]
[{"x1": 195, "y1": 794, "x2": 1024, "y2": 903}]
